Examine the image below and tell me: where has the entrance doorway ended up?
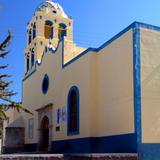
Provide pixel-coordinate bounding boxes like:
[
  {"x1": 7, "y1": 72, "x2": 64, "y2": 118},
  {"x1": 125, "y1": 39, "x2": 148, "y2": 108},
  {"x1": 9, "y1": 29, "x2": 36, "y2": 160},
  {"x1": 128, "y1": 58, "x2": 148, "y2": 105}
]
[
  {"x1": 36, "y1": 103, "x2": 53, "y2": 152},
  {"x1": 39, "y1": 116, "x2": 49, "y2": 151}
]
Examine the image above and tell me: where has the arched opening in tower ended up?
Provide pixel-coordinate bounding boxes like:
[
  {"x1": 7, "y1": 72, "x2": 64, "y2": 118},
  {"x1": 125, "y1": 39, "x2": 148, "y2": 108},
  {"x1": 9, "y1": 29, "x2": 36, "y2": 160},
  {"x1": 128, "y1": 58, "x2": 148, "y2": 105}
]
[
  {"x1": 58, "y1": 23, "x2": 67, "y2": 39},
  {"x1": 44, "y1": 20, "x2": 54, "y2": 39}
]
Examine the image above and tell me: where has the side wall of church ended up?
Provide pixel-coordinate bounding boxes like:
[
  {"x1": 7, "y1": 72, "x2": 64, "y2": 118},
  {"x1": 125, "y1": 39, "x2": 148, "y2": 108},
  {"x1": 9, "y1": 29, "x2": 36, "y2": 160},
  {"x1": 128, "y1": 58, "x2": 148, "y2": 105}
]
[{"x1": 96, "y1": 29, "x2": 135, "y2": 137}]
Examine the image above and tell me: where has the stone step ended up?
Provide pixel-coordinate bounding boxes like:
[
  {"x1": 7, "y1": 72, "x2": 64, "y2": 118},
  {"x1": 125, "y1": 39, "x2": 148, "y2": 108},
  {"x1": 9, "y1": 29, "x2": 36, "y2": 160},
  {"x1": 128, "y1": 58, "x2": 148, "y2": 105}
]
[{"x1": 0, "y1": 154, "x2": 138, "y2": 160}]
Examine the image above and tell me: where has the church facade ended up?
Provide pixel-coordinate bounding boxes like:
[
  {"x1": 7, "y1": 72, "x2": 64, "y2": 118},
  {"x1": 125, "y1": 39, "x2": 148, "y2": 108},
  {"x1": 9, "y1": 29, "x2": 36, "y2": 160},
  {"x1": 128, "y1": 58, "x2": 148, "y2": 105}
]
[{"x1": 2, "y1": 0, "x2": 160, "y2": 159}]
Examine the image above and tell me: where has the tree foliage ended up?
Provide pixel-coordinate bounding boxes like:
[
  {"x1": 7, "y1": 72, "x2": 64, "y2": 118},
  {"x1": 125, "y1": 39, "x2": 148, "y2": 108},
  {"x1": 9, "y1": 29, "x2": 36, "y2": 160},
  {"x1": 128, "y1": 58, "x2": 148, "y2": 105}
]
[{"x1": 0, "y1": 31, "x2": 32, "y2": 121}]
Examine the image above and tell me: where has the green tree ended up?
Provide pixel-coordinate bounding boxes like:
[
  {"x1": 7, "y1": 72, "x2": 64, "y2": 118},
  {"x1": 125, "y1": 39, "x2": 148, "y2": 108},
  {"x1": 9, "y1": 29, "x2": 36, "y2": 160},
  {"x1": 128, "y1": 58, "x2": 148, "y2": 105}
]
[{"x1": 0, "y1": 31, "x2": 32, "y2": 121}]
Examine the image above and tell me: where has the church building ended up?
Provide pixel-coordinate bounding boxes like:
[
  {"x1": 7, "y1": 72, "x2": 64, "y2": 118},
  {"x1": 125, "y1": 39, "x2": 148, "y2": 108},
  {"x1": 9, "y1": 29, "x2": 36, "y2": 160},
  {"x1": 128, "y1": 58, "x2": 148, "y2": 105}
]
[{"x1": 2, "y1": 0, "x2": 160, "y2": 159}]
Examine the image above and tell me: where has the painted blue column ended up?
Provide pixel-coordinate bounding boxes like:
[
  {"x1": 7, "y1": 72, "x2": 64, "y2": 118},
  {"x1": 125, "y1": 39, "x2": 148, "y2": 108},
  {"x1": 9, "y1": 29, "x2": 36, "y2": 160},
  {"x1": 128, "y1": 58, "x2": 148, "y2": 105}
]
[{"x1": 133, "y1": 22, "x2": 142, "y2": 159}]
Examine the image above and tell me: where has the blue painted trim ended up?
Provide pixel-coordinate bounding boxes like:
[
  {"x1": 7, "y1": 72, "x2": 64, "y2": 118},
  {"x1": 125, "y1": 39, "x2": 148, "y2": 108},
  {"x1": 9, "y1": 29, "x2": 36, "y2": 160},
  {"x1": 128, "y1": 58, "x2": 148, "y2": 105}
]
[
  {"x1": 42, "y1": 74, "x2": 49, "y2": 94},
  {"x1": 96, "y1": 23, "x2": 136, "y2": 52},
  {"x1": 136, "y1": 21, "x2": 160, "y2": 32},
  {"x1": 62, "y1": 47, "x2": 96, "y2": 68},
  {"x1": 67, "y1": 86, "x2": 80, "y2": 136},
  {"x1": 23, "y1": 69, "x2": 36, "y2": 81},
  {"x1": 3, "y1": 134, "x2": 136, "y2": 154},
  {"x1": 132, "y1": 23, "x2": 141, "y2": 147},
  {"x1": 52, "y1": 133, "x2": 137, "y2": 153}
]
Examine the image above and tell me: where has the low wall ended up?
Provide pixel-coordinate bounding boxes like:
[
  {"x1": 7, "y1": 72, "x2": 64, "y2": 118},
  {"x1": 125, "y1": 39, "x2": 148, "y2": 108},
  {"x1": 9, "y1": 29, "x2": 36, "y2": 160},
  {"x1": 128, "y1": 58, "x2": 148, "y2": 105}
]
[{"x1": 5, "y1": 127, "x2": 24, "y2": 148}]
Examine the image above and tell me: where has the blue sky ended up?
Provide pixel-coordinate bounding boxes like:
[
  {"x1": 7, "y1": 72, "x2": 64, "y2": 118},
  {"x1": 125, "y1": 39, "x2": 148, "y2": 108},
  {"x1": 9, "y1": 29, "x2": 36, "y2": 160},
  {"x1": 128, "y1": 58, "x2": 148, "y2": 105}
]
[{"x1": 0, "y1": 0, "x2": 160, "y2": 102}]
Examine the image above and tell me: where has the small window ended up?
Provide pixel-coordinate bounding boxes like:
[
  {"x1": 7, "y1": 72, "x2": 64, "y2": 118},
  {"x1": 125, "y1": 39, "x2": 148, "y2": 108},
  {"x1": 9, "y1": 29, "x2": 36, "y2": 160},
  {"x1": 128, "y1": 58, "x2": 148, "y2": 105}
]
[
  {"x1": 53, "y1": 10, "x2": 57, "y2": 14},
  {"x1": 26, "y1": 54, "x2": 30, "y2": 72},
  {"x1": 28, "y1": 29, "x2": 32, "y2": 44},
  {"x1": 42, "y1": 74, "x2": 49, "y2": 94},
  {"x1": 31, "y1": 53, "x2": 34, "y2": 67},
  {"x1": 45, "y1": 46, "x2": 48, "y2": 53},
  {"x1": 33, "y1": 23, "x2": 36, "y2": 39},
  {"x1": 67, "y1": 86, "x2": 79, "y2": 135},
  {"x1": 44, "y1": 20, "x2": 54, "y2": 39},
  {"x1": 56, "y1": 126, "x2": 60, "y2": 132}
]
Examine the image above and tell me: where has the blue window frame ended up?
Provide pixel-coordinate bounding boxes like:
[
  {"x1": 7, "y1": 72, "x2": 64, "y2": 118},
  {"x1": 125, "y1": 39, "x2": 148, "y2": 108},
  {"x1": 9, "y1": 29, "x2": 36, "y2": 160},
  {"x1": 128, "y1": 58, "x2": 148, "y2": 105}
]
[
  {"x1": 42, "y1": 74, "x2": 49, "y2": 94},
  {"x1": 67, "y1": 86, "x2": 79, "y2": 135}
]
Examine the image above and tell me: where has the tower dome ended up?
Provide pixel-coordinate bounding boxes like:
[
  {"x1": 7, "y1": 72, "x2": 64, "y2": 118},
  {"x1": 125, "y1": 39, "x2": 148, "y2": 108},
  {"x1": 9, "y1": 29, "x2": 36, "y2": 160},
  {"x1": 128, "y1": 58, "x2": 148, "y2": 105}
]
[{"x1": 36, "y1": 0, "x2": 68, "y2": 18}]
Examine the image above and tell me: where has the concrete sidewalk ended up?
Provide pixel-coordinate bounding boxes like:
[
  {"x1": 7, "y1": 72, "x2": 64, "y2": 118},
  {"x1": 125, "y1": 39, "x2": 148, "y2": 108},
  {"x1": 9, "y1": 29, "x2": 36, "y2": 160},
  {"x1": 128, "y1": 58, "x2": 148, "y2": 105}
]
[{"x1": 0, "y1": 153, "x2": 138, "y2": 160}]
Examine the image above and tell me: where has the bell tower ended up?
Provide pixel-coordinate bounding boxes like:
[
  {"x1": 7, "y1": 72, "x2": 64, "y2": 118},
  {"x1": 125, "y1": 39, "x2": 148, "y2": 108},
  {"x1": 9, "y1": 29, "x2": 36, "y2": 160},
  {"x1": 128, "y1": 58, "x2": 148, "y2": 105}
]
[{"x1": 24, "y1": 0, "x2": 73, "y2": 74}]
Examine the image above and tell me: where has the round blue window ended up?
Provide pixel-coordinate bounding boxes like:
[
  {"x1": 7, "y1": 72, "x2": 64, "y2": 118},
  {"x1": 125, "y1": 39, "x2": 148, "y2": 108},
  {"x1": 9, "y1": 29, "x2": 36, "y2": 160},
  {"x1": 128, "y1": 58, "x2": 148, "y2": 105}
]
[{"x1": 42, "y1": 74, "x2": 49, "y2": 94}]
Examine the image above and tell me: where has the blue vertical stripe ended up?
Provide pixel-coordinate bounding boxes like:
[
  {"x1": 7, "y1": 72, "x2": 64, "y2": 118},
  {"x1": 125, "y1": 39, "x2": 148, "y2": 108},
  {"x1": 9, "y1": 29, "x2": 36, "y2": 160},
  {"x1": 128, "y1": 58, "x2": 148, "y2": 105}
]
[{"x1": 133, "y1": 23, "x2": 141, "y2": 158}]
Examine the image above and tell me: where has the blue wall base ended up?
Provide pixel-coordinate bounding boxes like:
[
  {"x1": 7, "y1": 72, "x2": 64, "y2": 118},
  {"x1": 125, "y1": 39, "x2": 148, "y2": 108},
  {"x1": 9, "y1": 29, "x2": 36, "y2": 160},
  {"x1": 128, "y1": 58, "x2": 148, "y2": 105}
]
[
  {"x1": 2, "y1": 134, "x2": 137, "y2": 154},
  {"x1": 52, "y1": 133, "x2": 137, "y2": 153}
]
